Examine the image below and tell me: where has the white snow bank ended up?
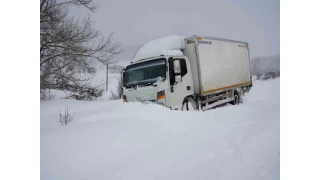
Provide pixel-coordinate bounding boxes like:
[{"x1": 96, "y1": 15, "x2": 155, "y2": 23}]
[
  {"x1": 41, "y1": 79, "x2": 279, "y2": 180},
  {"x1": 133, "y1": 35, "x2": 185, "y2": 62}
]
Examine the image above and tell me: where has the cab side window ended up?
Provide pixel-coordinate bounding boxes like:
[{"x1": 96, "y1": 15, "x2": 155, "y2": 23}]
[{"x1": 180, "y1": 59, "x2": 187, "y2": 77}]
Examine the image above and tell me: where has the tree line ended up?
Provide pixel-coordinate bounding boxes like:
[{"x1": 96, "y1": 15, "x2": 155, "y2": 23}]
[{"x1": 250, "y1": 55, "x2": 280, "y2": 76}]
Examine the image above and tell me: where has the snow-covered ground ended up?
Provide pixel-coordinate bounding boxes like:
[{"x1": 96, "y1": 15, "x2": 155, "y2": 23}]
[{"x1": 41, "y1": 78, "x2": 280, "y2": 180}]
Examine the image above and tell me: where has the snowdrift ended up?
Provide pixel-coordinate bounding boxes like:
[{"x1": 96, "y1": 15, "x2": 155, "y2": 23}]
[{"x1": 41, "y1": 79, "x2": 280, "y2": 180}]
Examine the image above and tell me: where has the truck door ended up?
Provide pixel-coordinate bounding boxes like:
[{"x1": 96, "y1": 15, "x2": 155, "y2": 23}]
[{"x1": 168, "y1": 58, "x2": 193, "y2": 109}]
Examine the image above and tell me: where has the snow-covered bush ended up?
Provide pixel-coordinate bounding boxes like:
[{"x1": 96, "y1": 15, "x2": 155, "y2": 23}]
[
  {"x1": 256, "y1": 74, "x2": 262, "y2": 80},
  {"x1": 110, "y1": 78, "x2": 122, "y2": 100},
  {"x1": 40, "y1": 89, "x2": 55, "y2": 100},
  {"x1": 67, "y1": 84, "x2": 104, "y2": 100},
  {"x1": 261, "y1": 71, "x2": 280, "y2": 81}
]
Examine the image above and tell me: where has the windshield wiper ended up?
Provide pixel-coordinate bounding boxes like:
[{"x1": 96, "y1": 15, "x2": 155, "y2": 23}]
[{"x1": 138, "y1": 82, "x2": 153, "y2": 87}]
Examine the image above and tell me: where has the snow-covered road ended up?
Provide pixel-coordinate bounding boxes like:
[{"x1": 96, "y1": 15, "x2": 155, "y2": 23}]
[{"x1": 41, "y1": 78, "x2": 280, "y2": 180}]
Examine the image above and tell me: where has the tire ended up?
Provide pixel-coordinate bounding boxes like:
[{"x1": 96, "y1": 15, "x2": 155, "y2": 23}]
[
  {"x1": 182, "y1": 97, "x2": 197, "y2": 111},
  {"x1": 234, "y1": 94, "x2": 240, "y2": 105},
  {"x1": 231, "y1": 93, "x2": 240, "y2": 105}
]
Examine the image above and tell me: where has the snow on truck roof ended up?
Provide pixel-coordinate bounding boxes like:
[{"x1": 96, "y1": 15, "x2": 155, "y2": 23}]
[{"x1": 132, "y1": 35, "x2": 185, "y2": 62}]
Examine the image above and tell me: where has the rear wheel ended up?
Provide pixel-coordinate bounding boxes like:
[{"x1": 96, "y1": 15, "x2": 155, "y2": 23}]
[
  {"x1": 231, "y1": 92, "x2": 240, "y2": 105},
  {"x1": 182, "y1": 97, "x2": 197, "y2": 111},
  {"x1": 234, "y1": 94, "x2": 240, "y2": 105}
]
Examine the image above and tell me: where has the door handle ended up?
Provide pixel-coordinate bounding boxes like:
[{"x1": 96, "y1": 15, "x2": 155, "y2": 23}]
[{"x1": 187, "y1": 86, "x2": 191, "y2": 90}]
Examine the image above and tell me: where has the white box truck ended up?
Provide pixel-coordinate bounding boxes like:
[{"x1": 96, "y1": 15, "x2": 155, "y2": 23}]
[{"x1": 122, "y1": 35, "x2": 252, "y2": 111}]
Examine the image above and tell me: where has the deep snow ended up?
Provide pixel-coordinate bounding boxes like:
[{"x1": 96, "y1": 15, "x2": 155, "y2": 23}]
[{"x1": 40, "y1": 78, "x2": 280, "y2": 180}]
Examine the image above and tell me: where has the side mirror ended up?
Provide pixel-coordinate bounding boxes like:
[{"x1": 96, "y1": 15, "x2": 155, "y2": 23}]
[
  {"x1": 175, "y1": 75, "x2": 182, "y2": 83},
  {"x1": 173, "y1": 60, "x2": 181, "y2": 74}
]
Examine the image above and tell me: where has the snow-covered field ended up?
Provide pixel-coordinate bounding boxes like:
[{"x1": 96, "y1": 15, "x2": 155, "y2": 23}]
[{"x1": 41, "y1": 78, "x2": 280, "y2": 180}]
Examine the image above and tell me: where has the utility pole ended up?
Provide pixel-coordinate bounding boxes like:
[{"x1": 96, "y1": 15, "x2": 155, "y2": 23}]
[{"x1": 106, "y1": 64, "x2": 108, "y2": 91}]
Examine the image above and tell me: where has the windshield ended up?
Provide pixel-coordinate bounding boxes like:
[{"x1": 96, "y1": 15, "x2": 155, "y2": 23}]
[{"x1": 124, "y1": 58, "x2": 166, "y2": 87}]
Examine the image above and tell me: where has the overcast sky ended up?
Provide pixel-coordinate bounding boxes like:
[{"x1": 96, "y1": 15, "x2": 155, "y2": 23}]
[{"x1": 73, "y1": 0, "x2": 279, "y2": 59}]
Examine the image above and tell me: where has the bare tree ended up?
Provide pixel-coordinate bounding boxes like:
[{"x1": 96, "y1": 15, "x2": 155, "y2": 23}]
[{"x1": 40, "y1": 0, "x2": 122, "y2": 99}]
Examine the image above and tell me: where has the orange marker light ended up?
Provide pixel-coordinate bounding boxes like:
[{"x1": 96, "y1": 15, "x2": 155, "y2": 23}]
[{"x1": 157, "y1": 95, "x2": 165, "y2": 100}]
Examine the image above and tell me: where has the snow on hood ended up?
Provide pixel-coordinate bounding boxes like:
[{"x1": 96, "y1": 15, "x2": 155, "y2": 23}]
[{"x1": 133, "y1": 35, "x2": 185, "y2": 62}]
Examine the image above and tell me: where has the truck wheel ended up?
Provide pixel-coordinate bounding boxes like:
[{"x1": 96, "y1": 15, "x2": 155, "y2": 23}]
[
  {"x1": 182, "y1": 97, "x2": 197, "y2": 111},
  {"x1": 231, "y1": 93, "x2": 240, "y2": 105},
  {"x1": 235, "y1": 95, "x2": 240, "y2": 105}
]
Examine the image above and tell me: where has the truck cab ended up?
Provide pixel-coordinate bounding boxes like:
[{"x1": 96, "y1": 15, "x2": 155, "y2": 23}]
[{"x1": 122, "y1": 55, "x2": 194, "y2": 110}]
